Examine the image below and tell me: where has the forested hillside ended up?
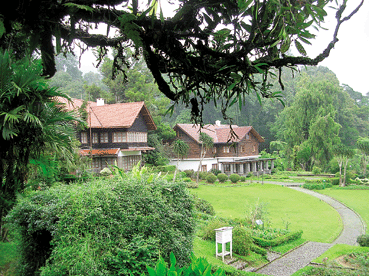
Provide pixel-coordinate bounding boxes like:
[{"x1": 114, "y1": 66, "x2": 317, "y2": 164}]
[{"x1": 50, "y1": 54, "x2": 369, "y2": 170}]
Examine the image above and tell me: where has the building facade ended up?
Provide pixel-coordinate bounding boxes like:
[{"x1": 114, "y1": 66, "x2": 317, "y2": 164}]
[
  {"x1": 60, "y1": 98, "x2": 156, "y2": 173},
  {"x1": 170, "y1": 121, "x2": 275, "y2": 175}
]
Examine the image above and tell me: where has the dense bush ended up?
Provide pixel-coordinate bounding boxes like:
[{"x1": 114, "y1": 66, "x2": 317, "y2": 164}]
[
  {"x1": 6, "y1": 172, "x2": 196, "y2": 275},
  {"x1": 194, "y1": 197, "x2": 215, "y2": 216},
  {"x1": 263, "y1": 174, "x2": 272, "y2": 179},
  {"x1": 357, "y1": 234, "x2": 369, "y2": 247},
  {"x1": 201, "y1": 218, "x2": 228, "y2": 241},
  {"x1": 312, "y1": 166, "x2": 322, "y2": 175},
  {"x1": 247, "y1": 172, "x2": 254, "y2": 178},
  {"x1": 240, "y1": 176, "x2": 246, "y2": 182},
  {"x1": 184, "y1": 169, "x2": 195, "y2": 178},
  {"x1": 217, "y1": 173, "x2": 228, "y2": 183},
  {"x1": 232, "y1": 226, "x2": 253, "y2": 256},
  {"x1": 252, "y1": 231, "x2": 303, "y2": 248},
  {"x1": 182, "y1": 177, "x2": 192, "y2": 182},
  {"x1": 199, "y1": 171, "x2": 210, "y2": 180},
  {"x1": 206, "y1": 173, "x2": 217, "y2": 184},
  {"x1": 303, "y1": 182, "x2": 332, "y2": 190},
  {"x1": 330, "y1": 177, "x2": 340, "y2": 185},
  {"x1": 229, "y1": 174, "x2": 240, "y2": 183},
  {"x1": 156, "y1": 165, "x2": 176, "y2": 172}
]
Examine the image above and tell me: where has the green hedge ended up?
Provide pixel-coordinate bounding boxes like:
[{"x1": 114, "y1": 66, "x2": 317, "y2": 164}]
[
  {"x1": 302, "y1": 182, "x2": 332, "y2": 190},
  {"x1": 252, "y1": 231, "x2": 303, "y2": 248},
  {"x1": 250, "y1": 244, "x2": 267, "y2": 256},
  {"x1": 6, "y1": 173, "x2": 195, "y2": 276}
]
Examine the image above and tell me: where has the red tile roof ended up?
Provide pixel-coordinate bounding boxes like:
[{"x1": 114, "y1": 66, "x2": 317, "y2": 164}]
[
  {"x1": 80, "y1": 148, "x2": 120, "y2": 156},
  {"x1": 174, "y1": 123, "x2": 264, "y2": 144},
  {"x1": 56, "y1": 98, "x2": 156, "y2": 130}
]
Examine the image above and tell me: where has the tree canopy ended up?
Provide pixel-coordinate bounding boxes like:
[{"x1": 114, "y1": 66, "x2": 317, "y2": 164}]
[{"x1": 0, "y1": 0, "x2": 363, "y2": 124}]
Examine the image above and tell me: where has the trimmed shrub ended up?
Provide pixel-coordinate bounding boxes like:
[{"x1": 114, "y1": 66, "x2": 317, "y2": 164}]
[
  {"x1": 252, "y1": 230, "x2": 303, "y2": 248},
  {"x1": 157, "y1": 165, "x2": 176, "y2": 172},
  {"x1": 182, "y1": 177, "x2": 192, "y2": 182},
  {"x1": 330, "y1": 177, "x2": 340, "y2": 185},
  {"x1": 206, "y1": 173, "x2": 217, "y2": 184},
  {"x1": 303, "y1": 182, "x2": 332, "y2": 190},
  {"x1": 250, "y1": 244, "x2": 267, "y2": 256},
  {"x1": 200, "y1": 171, "x2": 212, "y2": 180},
  {"x1": 210, "y1": 169, "x2": 221, "y2": 176},
  {"x1": 263, "y1": 174, "x2": 272, "y2": 179},
  {"x1": 6, "y1": 173, "x2": 196, "y2": 275},
  {"x1": 240, "y1": 176, "x2": 246, "y2": 182},
  {"x1": 232, "y1": 226, "x2": 253, "y2": 256},
  {"x1": 247, "y1": 172, "x2": 254, "y2": 178},
  {"x1": 229, "y1": 174, "x2": 241, "y2": 183},
  {"x1": 217, "y1": 173, "x2": 228, "y2": 183},
  {"x1": 194, "y1": 197, "x2": 215, "y2": 216},
  {"x1": 357, "y1": 234, "x2": 369, "y2": 247},
  {"x1": 100, "y1": 167, "x2": 112, "y2": 176}
]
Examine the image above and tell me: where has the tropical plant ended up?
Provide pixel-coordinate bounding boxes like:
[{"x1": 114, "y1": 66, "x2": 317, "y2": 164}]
[
  {"x1": 333, "y1": 144, "x2": 355, "y2": 186},
  {"x1": 0, "y1": 51, "x2": 82, "y2": 239}
]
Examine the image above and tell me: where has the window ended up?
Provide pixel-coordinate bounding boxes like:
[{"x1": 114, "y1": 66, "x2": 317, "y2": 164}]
[
  {"x1": 81, "y1": 132, "x2": 87, "y2": 144},
  {"x1": 127, "y1": 132, "x2": 147, "y2": 142},
  {"x1": 201, "y1": 165, "x2": 207, "y2": 172},
  {"x1": 101, "y1": 157, "x2": 116, "y2": 168},
  {"x1": 113, "y1": 132, "x2": 127, "y2": 143},
  {"x1": 92, "y1": 158, "x2": 100, "y2": 168},
  {"x1": 245, "y1": 134, "x2": 250, "y2": 140},
  {"x1": 100, "y1": 132, "x2": 109, "y2": 143},
  {"x1": 122, "y1": 155, "x2": 141, "y2": 170},
  {"x1": 224, "y1": 164, "x2": 231, "y2": 172},
  {"x1": 240, "y1": 146, "x2": 245, "y2": 153},
  {"x1": 213, "y1": 147, "x2": 217, "y2": 154},
  {"x1": 92, "y1": 133, "x2": 98, "y2": 144},
  {"x1": 223, "y1": 146, "x2": 230, "y2": 153},
  {"x1": 253, "y1": 145, "x2": 256, "y2": 152},
  {"x1": 212, "y1": 164, "x2": 218, "y2": 170}
]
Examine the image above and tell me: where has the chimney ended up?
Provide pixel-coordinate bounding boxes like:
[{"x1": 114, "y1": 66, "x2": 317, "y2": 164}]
[
  {"x1": 215, "y1": 120, "x2": 221, "y2": 126},
  {"x1": 97, "y1": 98, "x2": 105, "y2": 106}
]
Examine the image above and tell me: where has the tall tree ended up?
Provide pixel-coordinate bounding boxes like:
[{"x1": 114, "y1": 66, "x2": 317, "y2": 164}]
[
  {"x1": 0, "y1": 0, "x2": 363, "y2": 124},
  {"x1": 172, "y1": 140, "x2": 189, "y2": 182},
  {"x1": 196, "y1": 133, "x2": 214, "y2": 184}
]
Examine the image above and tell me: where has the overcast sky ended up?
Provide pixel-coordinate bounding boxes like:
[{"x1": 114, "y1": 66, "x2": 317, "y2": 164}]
[{"x1": 79, "y1": 0, "x2": 369, "y2": 95}]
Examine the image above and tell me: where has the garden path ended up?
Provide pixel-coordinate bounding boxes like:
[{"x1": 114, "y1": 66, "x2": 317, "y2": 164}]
[{"x1": 254, "y1": 186, "x2": 365, "y2": 276}]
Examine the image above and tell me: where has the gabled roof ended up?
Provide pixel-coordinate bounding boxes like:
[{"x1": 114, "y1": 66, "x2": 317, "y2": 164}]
[
  {"x1": 174, "y1": 123, "x2": 264, "y2": 144},
  {"x1": 57, "y1": 98, "x2": 157, "y2": 130}
]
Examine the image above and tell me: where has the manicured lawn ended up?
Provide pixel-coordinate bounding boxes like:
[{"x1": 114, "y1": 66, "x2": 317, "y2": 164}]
[
  {"x1": 191, "y1": 183, "x2": 342, "y2": 243},
  {"x1": 318, "y1": 189, "x2": 369, "y2": 234}
]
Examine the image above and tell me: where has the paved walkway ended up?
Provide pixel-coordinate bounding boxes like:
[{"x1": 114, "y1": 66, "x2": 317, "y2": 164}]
[{"x1": 255, "y1": 186, "x2": 365, "y2": 276}]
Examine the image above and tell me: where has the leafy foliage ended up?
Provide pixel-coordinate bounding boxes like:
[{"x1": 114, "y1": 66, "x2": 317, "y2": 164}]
[
  {"x1": 6, "y1": 172, "x2": 195, "y2": 275},
  {"x1": 206, "y1": 173, "x2": 217, "y2": 184},
  {"x1": 0, "y1": 0, "x2": 363, "y2": 124},
  {"x1": 229, "y1": 174, "x2": 240, "y2": 183}
]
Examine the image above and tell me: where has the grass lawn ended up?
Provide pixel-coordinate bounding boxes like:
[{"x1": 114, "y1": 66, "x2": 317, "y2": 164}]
[
  {"x1": 318, "y1": 189, "x2": 369, "y2": 233},
  {"x1": 190, "y1": 183, "x2": 342, "y2": 243}
]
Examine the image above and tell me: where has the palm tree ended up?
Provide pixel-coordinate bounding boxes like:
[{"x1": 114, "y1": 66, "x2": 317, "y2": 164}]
[
  {"x1": 0, "y1": 50, "x2": 83, "y2": 239},
  {"x1": 196, "y1": 132, "x2": 214, "y2": 184},
  {"x1": 357, "y1": 137, "x2": 369, "y2": 177},
  {"x1": 172, "y1": 140, "x2": 189, "y2": 182},
  {"x1": 333, "y1": 144, "x2": 355, "y2": 187}
]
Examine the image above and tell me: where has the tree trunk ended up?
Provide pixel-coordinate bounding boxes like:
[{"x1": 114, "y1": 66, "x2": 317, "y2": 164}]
[
  {"x1": 196, "y1": 144, "x2": 204, "y2": 184},
  {"x1": 342, "y1": 159, "x2": 349, "y2": 187}
]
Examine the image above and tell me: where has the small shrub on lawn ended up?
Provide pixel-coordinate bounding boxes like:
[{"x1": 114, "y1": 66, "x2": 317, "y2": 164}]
[
  {"x1": 194, "y1": 197, "x2": 215, "y2": 216},
  {"x1": 199, "y1": 171, "x2": 210, "y2": 180},
  {"x1": 100, "y1": 167, "x2": 112, "y2": 176},
  {"x1": 187, "y1": 182, "x2": 199, "y2": 189},
  {"x1": 206, "y1": 173, "x2": 217, "y2": 184},
  {"x1": 252, "y1": 228, "x2": 290, "y2": 241},
  {"x1": 240, "y1": 176, "x2": 246, "y2": 182},
  {"x1": 182, "y1": 177, "x2": 192, "y2": 182},
  {"x1": 217, "y1": 173, "x2": 228, "y2": 183},
  {"x1": 229, "y1": 174, "x2": 240, "y2": 183},
  {"x1": 263, "y1": 174, "x2": 272, "y2": 179},
  {"x1": 6, "y1": 169, "x2": 196, "y2": 275},
  {"x1": 210, "y1": 169, "x2": 221, "y2": 176},
  {"x1": 184, "y1": 170, "x2": 194, "y2": 178},
  {"x1": 312, "y1": 166, "x2": 322, "y2": 175},
  {"x1": 247, "y1": 172, "x2": 254, "y2": 178},
  {"x1": 357, "y1": 234, "x2": 369, "y2": 247},
  {"x1": 252, "y1": 231, "x2": 303, "y2": 248},
  {"x1": 303, "y1": 182, "x2": 332, "y2": 190},
  {"x1": 233, "y1": 226, "x2": 253, "y2": 256},
  {"x1": 330, "y1": 177, "x2": 340, "y2": 185}
]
